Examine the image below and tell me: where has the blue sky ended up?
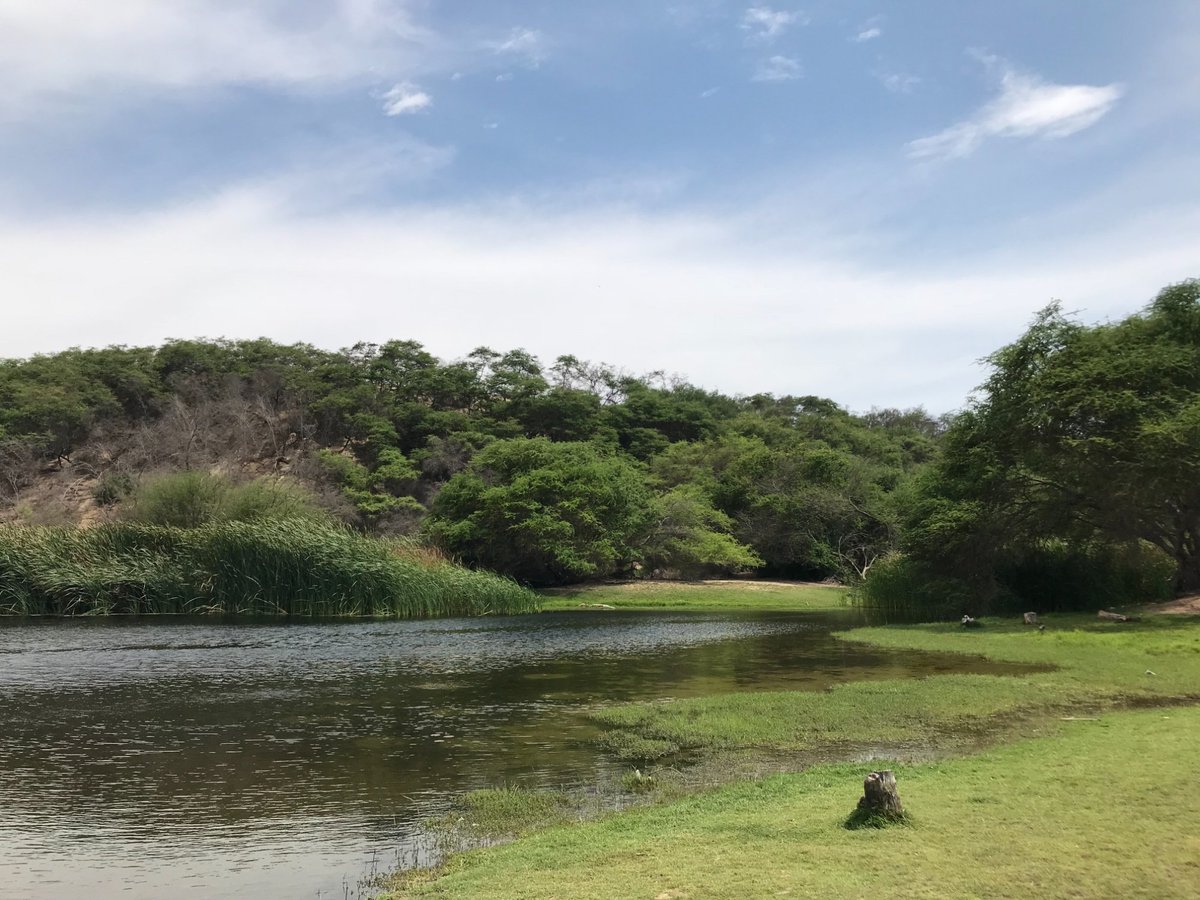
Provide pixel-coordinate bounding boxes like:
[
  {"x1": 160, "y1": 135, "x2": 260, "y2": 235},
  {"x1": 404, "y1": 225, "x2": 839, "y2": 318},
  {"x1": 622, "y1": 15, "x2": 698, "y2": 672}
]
[{"x1": 1, "y1": 1, "x2": 1197, "y2": 412}]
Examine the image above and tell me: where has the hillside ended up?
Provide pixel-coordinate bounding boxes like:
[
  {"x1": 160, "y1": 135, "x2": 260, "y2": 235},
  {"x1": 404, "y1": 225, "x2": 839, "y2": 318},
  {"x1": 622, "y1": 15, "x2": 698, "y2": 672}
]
[{"x1": 0, "y1": 339, "x2": 938, "y2": 586}]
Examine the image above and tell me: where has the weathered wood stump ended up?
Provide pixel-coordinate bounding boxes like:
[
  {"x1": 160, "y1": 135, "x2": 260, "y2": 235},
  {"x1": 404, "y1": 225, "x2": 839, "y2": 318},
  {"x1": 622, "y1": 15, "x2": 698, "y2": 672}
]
[
  {"x1": 961, "y1": 614, "x2": 981, "y2": 628},
  {"x1": 846, "y1": 770, "x2": 908, "y2": 828},
  {"x1": 1098, "y1": 609, "x2": 1132, "y2": 622},
  {"x1": 860, "y1": 771, "x2": 904, "y2": 816},
  {"x1": 1023, "y1": 611, "x2": 1039, "y2": 625}
]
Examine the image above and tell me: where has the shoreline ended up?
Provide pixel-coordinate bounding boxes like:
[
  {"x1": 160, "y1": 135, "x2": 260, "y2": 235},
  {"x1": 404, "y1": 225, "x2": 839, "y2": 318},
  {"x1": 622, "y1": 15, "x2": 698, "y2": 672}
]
[{"x1": 373, "y1": 593, "x2": 1200, "y2": 898}]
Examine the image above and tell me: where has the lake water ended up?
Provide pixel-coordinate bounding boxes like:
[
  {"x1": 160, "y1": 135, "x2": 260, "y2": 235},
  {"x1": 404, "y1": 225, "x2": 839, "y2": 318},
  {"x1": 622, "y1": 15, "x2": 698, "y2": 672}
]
[{"x1": 0, "y1": 610, "x2": 1017, "y2": 898}]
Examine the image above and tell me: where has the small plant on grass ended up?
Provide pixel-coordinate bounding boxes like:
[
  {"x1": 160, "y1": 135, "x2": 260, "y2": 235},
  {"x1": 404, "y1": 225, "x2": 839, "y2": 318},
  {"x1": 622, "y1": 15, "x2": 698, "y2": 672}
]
[{"x1": 621, "y1": 768, "x2": 657, "y2": 794}]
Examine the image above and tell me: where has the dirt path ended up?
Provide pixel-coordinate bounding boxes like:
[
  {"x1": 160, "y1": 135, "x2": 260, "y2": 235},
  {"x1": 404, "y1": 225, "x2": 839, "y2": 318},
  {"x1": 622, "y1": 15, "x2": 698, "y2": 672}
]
[{"x1": 1144, "y1": 594, "x2": 1200, "y2": 615}]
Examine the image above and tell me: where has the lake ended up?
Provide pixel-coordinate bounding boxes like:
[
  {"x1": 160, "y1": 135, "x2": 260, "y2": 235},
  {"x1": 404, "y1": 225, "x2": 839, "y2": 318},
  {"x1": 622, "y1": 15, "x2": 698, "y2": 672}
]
[{"x1": 0, "y1": 610, "x2": 1017, "y2": 898}]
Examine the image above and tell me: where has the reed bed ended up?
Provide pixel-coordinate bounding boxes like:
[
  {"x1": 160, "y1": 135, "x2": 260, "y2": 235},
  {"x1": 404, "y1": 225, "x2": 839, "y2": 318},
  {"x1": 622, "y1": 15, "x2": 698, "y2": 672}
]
[{"x1": 0, "y1": 521, "x2": 540, "y2": 618}]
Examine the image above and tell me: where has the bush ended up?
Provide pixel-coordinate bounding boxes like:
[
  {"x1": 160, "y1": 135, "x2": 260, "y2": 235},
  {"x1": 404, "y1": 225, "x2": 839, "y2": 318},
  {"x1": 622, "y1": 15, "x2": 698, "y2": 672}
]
[
  {"x1": 425, "y1": 438, "x2": 653, "y2": 585},
  {"x1": 995, "y1": 541, "x2": 1174, "y2": 612},
  {"x1": 854, "y1": 552, "x2": 973, "y2": 618},
  {"x1": 123, "y1": 472, "x2": 326, "y2": 528},
  {"x1": 92, "y1": 473, "x2": 134, "y2": 507},
  {"x1": 858, "y1": 542, "x2": 1175, "y2": 619},
  {"x1": 316, "y1": 449, "x2": 425, "y2": 526}
]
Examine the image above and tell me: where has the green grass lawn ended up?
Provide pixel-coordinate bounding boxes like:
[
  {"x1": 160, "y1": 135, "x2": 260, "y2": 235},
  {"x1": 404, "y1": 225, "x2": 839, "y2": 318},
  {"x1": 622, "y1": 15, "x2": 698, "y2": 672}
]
[
  {"x1": 540, "y1": 579, "x2": 848, "y2": 612},
  {"x1": 379, "y1": 612, "x2": 1200, "y2": 899},
  {"x1": 593, "y1": 614, "x2": 1200, "y2": 761},
  {"x1": 387, "y1": 706, "x2": 1200, "y2": 898}
]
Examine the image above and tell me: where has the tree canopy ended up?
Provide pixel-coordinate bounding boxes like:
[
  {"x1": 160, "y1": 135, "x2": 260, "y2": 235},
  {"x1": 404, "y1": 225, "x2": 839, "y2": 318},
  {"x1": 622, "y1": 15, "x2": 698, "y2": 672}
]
[
  {"x1": 889, "y1": 279, "x2": 1199, "y2": 609},
  {"x1": 0, "y1": 335, "x2": 934, "y2": 586},
  {"x1": 11, "y1": 280, "x2": 1195, "y2": 604}
]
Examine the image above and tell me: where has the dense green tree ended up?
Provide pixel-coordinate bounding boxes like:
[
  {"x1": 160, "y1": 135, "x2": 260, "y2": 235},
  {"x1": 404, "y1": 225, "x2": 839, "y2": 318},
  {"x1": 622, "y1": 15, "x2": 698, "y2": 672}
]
[
  {"x1": 425, "y1": 438, "x2": 653, "y2": 584},
  {"x1": 906, "y1": 279, "x2": 1200, "y2": 596},
  {"x1": 650, "y1": 433, "x2": 904, "y2": 580},
  {"x1": 0, "y1": 334, "x2": 945, "y2": 579},
  {"x1": 636, "y1": 486, "x2": 763, "y2": 577}
]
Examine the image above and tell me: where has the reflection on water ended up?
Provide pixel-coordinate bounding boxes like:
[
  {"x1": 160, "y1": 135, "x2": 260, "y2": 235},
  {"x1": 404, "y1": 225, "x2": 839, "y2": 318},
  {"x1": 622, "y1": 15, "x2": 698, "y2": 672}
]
[{"x1": 0, "y1": 610, "x2": 1017, "y2": 899}]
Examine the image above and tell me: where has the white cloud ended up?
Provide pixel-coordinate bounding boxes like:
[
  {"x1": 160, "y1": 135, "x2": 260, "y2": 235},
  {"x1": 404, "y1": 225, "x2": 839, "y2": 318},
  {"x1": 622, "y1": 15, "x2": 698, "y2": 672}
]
[
  {"x1": 852, "y1": 15, "x2": 884, "y2": 42},
  {"x1": 741, "y1": 6, "x2": 805, "y2": 42},
  {"x1": 753, "y1": 55, "x2": 802, "y2": 82},
  {"x1": 700, "y1": 87, "x2": 720, "y2": 99},
  {"x1": 881, "y1": 73, "x2": 920, "y2": 94},
  {"x1": 3, "y1": 177, "x2": 1194, "y2": 413},
  {"x1": 908, "y1": 57, "x2": 1123, "y2": 160},
  {"x1": 381, "y1": 82, "x2": 431, "y2": 115},
  {"x1": 487, "y1": 27, "x2": 548, "y2": 67},
  {"x1": 0, "y1": 1, "x2": 433, "y2": 115}
]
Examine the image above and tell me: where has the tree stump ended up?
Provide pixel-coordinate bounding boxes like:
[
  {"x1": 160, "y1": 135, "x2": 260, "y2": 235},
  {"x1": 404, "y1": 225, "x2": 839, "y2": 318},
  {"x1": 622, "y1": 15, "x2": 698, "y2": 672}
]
[
  {"x1": 1098, "y1": 609, "x2": 1132, "y2": 622},
  {"x1": 846, "y1": 770, "x2": 908, "y2": 828},
  {"x1": 961, "y1": 614, "x2": 981, "y2": 628},
  {"x1": 860, "y1": 771, "x2": 903, "y2": 815},
  {"x1": 1023, "y1": 611, "x2": 1039, "y2": 625}
]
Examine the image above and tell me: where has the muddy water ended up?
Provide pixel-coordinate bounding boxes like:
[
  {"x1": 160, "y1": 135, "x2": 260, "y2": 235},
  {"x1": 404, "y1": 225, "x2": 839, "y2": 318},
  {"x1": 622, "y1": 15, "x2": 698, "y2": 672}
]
[{"x1": 0, "y1": 610, "x2": 1019, "y2": 898}]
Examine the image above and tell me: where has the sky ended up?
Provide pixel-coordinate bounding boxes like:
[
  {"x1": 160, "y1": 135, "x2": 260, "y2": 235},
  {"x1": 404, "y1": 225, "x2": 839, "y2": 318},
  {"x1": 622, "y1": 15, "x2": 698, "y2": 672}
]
[{"x1": 1, "y1": 1, "x2": 1198, "y2": 413}]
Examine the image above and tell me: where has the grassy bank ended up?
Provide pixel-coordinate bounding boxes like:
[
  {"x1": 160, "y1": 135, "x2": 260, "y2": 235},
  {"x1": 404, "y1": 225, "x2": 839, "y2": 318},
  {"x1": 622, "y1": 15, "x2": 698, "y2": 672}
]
[
  {"x1": 541, "y1": 579, "x2": 847, "y2": 612},
  {"x1": 0, "y1": 521, "x2": 540, "y2": 617},
  {"x1": 387, "y1": 706, "x2": 1200, "y2": 899},
  {"x1": 379, "y1": 612, "x2": 1200, "y2": 898},
  {"x1": 592, "y1": 615, "x2": 1200, "y2": 761}
]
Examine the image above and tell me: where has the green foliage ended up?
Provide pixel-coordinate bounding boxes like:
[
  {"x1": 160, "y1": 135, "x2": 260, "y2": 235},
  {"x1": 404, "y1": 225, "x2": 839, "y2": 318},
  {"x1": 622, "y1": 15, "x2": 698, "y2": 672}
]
[
  {"x1": 0, "y1": 335, "x2": 948, "y2": 588},
  {"x1": 994, "y1": 541, "x2": 1174, "y2": 611},
  {"x1": 855, "y1": 552, "x2": 972, "y2": 617},
  {"x1": 637, "y1": 486, "x2": 762, "y2": 577},
  {"x1": 92, "y1": 472, "x2": 134, "y2": 507},
  {"x1": 316, "y1": 449, "x2": 424, "y2": 522},
  {"x1": 651, "y1": 433, "x2": 904, "y2": 580},
  {"x1": 123, "y1": 472, "x2": 325, "y2": 528},
  {"x1": 446, "y1": 788, "x2": 575, "y2": 837},
  {"x1": 0, "y1": 520, "x2": 538, "y2": 617},
  {"x1": 426, "y1": 438, "x2": 653, "y2": 585},
  {"x1": 902, "y1": 278, "x2": 1200, "y2": 610}
]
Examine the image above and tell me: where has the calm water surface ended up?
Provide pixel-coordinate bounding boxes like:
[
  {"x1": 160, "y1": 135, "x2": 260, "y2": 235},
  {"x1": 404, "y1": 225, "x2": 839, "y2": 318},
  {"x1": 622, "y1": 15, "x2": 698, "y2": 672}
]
[{"x1": 0, "y1": 610, "x2": 1014, "y2": 899}]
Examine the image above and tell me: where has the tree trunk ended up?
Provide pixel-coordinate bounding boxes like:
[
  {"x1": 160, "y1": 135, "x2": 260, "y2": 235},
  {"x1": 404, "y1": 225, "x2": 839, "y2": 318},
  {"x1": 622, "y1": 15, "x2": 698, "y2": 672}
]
[
  {"x1": 1175, "y1": 546, "x2": 1200, "y2": 595},
  {"x1": 858, "y1": 770, "x2": 904, "y2": 818}
]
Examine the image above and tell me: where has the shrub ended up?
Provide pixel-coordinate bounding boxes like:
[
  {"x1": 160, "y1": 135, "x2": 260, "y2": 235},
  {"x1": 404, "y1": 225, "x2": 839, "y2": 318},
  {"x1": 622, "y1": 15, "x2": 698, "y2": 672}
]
[{"x1": 123, "y1": 472, "x2": 326, "y2": 528}]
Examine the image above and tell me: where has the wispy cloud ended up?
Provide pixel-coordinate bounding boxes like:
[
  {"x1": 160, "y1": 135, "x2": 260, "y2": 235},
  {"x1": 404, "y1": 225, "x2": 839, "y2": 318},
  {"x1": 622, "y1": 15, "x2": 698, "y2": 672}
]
[
  {"x1": 880, "y1": 73, "x2": 919, "y2": 94},
  {"x1": 2, "y1": 179, "x2": 1196, "y2": 413},
  {"x1": 381, "y1": 82, "x2": 432, "y2": 116},
  {"x1": 0, "y1": 0, "x2": 433, "y2": 115},
  {"x1": 741, "y1": 6, "x2": 806, "y2": 42},
  {"x1": 753, "y1": 55, "x2": 802, "y2": 82},
  {"x1": 908, "y1": 55, "x2": 1123, "y2": 160},
  {"x1": 487, "y1": 27, "x2": 548, "y2": 67},
  {"x1": 852, "y1": 15, "x2": 884, "y2": 42}
]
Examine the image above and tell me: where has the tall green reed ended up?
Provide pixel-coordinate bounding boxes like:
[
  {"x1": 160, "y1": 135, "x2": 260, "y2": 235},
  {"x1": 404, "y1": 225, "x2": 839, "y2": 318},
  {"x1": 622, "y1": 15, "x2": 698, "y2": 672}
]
[{"x1": 0, "y1": 521, "x2": 539, "y2": 618}]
